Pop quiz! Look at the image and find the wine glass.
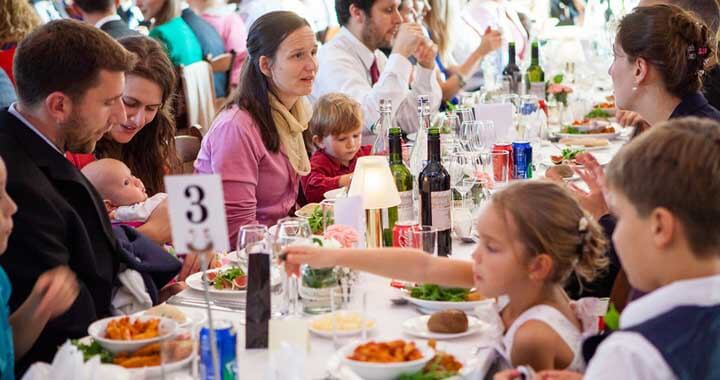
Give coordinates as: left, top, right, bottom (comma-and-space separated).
449, 152, 480, 208
274, 217, 312, 317
476, 120, 497, 152
237, 224, 268, 272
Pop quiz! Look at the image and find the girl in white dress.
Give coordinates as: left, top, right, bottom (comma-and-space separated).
284, 181, 608, 372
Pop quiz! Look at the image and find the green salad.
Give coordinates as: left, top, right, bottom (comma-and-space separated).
585, 108, 611, 119
409, 284, 470, 302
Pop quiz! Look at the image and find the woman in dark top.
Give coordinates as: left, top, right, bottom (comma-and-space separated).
568, 4, 720, 300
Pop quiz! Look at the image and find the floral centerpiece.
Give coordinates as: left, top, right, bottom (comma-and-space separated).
547, 74, 573, 106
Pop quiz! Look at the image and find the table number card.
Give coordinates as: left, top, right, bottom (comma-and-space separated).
164, 174, 229, 254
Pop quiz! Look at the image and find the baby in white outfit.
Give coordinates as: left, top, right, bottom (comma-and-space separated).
82, 158, 167, 223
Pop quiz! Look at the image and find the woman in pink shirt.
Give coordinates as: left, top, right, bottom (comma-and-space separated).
195, 11, 317, 247
186, 0, 249, 86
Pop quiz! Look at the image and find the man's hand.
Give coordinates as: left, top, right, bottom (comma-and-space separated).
415, 39, 438, 69
391, 23, 424, 58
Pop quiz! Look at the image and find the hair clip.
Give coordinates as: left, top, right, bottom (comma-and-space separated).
688, 45, 698, 60
578, 216, 589, 232
698, 47, 709, 56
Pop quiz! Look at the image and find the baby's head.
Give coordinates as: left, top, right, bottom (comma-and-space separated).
82, 158, 148, 208
472, 181, 608, 298
310, 93, 364, 165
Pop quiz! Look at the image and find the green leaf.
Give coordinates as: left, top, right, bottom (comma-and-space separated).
553, 74, 564, 84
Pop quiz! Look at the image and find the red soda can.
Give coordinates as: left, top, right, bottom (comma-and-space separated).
492, 143, 513, 181
393, 221, 419, 248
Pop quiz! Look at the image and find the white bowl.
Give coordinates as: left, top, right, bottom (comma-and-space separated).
339, 340, 435, 380
88, 315, 177, 354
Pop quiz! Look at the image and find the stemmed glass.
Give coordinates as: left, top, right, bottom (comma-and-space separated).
237, 224, 268, 272
449, 152, 480, 208
274, 217, 312, 317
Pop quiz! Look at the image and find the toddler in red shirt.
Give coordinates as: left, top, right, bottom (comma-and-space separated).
301, 93, 371, 203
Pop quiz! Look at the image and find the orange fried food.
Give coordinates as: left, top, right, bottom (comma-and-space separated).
347, 340, 423, 363
105, 317, 160, 341
113, 354, 161, 368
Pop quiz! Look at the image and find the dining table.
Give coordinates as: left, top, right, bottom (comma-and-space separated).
132, 135, 631, 379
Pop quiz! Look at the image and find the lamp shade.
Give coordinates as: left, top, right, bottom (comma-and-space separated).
348, 156, 401, 210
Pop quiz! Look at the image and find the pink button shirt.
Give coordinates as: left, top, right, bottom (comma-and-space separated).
195, 106, 299, 248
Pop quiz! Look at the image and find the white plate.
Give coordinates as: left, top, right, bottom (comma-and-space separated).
135, 307, 207, 329
186, 266, 282, 296
401, 291, 487, 313
559, 144, 609, 151
87, 316, 177, 354
76, 336, 194, 375
185, 267, 247, 296
402, 315, 488, 340
324, 187, 347, 199
338, 339, 434, 380
544, 152, 611, 168
308, 311, 377, 338
555, 131, 620, 140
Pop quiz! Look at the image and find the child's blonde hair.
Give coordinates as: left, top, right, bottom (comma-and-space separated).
309, 93, 363, 140
491, 181, 609, 284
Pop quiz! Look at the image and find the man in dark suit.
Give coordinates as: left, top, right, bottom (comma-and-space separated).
0, 20, 137, 375
74, 0, 140, 39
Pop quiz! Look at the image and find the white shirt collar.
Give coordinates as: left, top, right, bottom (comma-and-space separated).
8, 103, 64, 155
336, 27, 377, 69
620, 274, 720, 328
94, 14, 122, 29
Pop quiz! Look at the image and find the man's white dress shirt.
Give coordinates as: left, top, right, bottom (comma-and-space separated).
584, 274, 720, 379
312, 27, 442, 141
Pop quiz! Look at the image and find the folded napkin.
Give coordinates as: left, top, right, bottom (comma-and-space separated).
111, 269, 153, 315
265, 342, 306, 380
22, 341, 130, 380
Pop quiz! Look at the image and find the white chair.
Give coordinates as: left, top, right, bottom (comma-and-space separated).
179, 61, 216, 135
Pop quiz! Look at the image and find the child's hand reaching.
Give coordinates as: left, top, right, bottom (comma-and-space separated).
31, 266, 79, 320
281, 246, 341, 277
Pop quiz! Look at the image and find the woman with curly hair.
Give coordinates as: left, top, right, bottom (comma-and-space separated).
0, 0, 41, 83
66, 36, 179, 243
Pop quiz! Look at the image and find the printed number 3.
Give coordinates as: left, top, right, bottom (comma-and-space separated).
185, 185, 208, 224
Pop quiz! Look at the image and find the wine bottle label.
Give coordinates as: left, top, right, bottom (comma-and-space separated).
429, 190, 452, 231
529, 82, 546, 100
398, 190, 414, 222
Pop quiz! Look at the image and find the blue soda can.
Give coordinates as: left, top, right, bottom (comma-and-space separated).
512, 141, 532, 179
199, 320, 238, 380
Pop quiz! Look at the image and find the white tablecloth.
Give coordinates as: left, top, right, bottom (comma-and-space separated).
172, 241, 479, 380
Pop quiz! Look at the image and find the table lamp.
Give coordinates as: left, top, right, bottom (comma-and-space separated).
348, 156, 401, 248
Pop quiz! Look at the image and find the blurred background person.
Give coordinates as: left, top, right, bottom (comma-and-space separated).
0, 0, 42, 84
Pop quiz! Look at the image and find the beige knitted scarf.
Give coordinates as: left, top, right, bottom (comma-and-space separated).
268, 92, 312, 176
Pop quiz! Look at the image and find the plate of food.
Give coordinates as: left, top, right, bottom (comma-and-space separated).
593, 101, 616, 116
73, 330, 194, 375
556, 119, 620, 139
87, 315, 177, 354
558, 137, 610, 150
185, 266, 247, 295
401, 284, 486, 313
136, 304, 206, 329
308, 311, 376, 338
402, 309, 488, 340
338, 339, 435, 380
295, 203, 333, 235
323, 187, 347, 200
549, 147, 586, 166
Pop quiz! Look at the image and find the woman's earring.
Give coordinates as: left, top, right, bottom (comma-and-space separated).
632, 86, 638, 91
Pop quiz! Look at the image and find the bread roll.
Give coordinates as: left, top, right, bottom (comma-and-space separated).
427, 309, 468, 333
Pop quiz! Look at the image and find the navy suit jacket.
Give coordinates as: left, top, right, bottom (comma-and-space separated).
0, 110, 120, 375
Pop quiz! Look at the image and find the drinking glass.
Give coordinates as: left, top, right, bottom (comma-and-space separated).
320, 199, 336, 234
237, 224, 268, 271
477, 120, 497, 152
329, 287, 369, 349
411, 225, 438, 256
489, 151, 510, 187
274, 217, 313, 317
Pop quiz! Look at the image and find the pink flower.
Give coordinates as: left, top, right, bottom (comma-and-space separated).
547, 83, 573, 94
324, 224, 360, 248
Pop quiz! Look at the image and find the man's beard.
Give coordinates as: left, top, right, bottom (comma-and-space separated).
61, 112, 101, 154
362, 18, 392, 51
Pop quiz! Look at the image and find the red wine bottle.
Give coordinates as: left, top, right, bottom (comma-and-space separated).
418, 127, 452, 257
